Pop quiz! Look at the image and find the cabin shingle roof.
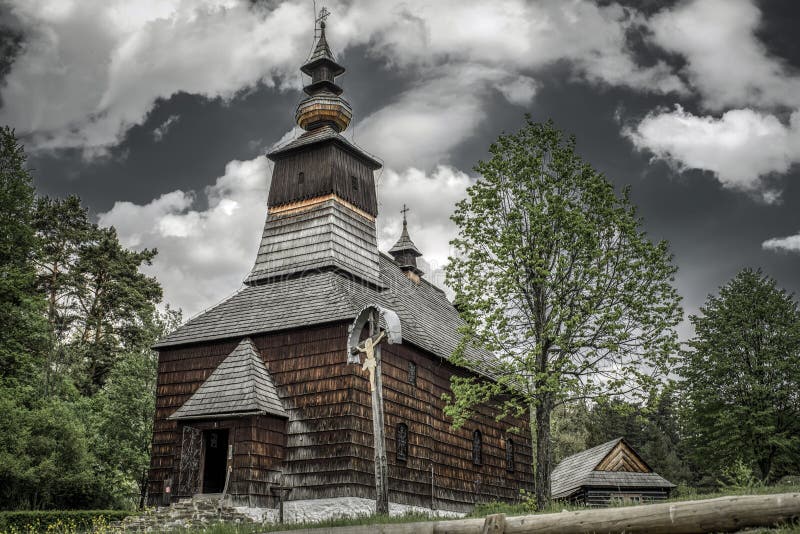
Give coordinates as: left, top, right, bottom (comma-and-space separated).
169, 338, 287, 420
155, 254, 498, 379
551, 438, 675, 499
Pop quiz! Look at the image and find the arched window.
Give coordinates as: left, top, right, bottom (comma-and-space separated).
505, 438, 515, 472
408, 361, 417, 386
298, 171, 305, 184
472, 430, 482, 466
396, 423, 408, 462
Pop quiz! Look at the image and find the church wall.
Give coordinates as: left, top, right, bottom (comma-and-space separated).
268, 143, 378, 216
149, 341, 239, 503
148, 323, 363, 506
352, 339, 534, 512
148, 321, 532, 512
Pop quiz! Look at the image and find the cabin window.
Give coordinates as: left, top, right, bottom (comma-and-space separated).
396, 423, 408, 462
408, 361, 417, 386
351, 175, 358, 190
505, 438, 515, 472
298, 171, 305, 184
472, 430, 482, 466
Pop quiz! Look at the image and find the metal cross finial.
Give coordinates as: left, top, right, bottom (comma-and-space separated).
317, 6, 330, 28
401, 204, 409, 224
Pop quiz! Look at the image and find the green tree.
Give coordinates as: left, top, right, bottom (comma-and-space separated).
443, 118, 682, 508
69, 226, 161, 393
584, 390, 691, 485
550, 401, 589, 466
681, 269, 800, 483
33, 195, 93, 394
0, 126, 46, 384
91, 306, 181, 507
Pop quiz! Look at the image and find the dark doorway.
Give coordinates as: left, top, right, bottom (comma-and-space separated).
202, 429, 229, 494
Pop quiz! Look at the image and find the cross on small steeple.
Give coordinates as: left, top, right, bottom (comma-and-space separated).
400, 204, 410, 224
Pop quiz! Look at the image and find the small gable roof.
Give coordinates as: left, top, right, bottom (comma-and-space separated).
551, 438, 675, 499
169, 338, 287, 420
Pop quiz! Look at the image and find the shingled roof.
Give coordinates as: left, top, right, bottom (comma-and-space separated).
156, 254, 499, 379
551, 438, 675, 499
267, 125, 381, 169
169, 338, 287, 420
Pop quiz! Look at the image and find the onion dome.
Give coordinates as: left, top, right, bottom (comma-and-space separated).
389, 205, 424, 278
295, 20, 352, 132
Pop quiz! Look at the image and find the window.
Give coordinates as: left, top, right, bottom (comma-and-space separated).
505, 439, 515, 472
351, 175, 358, 190
298, 171, 305, 184
396, 423, 408, 462
408, 361, 417, 386
472, 430, 482, 466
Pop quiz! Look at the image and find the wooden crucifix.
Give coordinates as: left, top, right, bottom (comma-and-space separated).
347, 305, 402, 515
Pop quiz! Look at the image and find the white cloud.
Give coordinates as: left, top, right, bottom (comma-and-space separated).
152, 115, 180, 142
648, 0, 800, 111
3, 0, 685, 158
2, 0, 311, 156
376, 165, 473, 270
98, 157, 471, 314
339, 0, 684, 95
625, 106, 800, 201
763, 233, 800, 254
98, 156, 271, 316
355, 65, 517, 170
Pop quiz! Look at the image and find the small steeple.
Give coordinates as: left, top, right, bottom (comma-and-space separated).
295, 9, 352, 132
389, 204, 424, 281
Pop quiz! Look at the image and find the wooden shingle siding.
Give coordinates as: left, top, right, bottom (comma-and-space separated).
267, 131, 379, 217
148, 321, 533, 510
246, 199, 383, 287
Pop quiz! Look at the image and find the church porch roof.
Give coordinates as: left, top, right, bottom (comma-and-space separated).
169, 337, 287, 420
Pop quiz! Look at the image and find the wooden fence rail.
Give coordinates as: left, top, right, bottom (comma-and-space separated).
271, 492, 800, 534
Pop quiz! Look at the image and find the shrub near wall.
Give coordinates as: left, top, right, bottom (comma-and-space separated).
0, 510, 131, 533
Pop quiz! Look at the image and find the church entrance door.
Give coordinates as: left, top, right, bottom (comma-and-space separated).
201, 429, 229, 494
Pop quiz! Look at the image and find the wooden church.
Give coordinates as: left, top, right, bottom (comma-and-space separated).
147, 16, 533, 514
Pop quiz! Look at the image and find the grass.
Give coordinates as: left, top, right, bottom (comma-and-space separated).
4, 484, 799, 533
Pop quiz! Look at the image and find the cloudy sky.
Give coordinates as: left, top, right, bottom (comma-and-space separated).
3, 0, 799, 338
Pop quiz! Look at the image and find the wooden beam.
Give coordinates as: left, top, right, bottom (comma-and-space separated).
268, 493, 800, 534
595, 441, 650, 473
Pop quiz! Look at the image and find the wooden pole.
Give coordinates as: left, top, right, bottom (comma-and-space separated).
370, 311, 390, 515
268, 493, 800, 534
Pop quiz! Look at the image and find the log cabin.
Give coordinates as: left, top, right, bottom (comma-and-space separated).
146, 16, 533, 516
550, 438, 675, 507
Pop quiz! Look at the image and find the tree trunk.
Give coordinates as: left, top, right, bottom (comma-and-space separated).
534, 393, 552, 511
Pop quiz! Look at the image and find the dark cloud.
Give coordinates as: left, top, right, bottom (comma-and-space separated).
0, 2, 23, 104
6, 0, 800, 327
756, 0, 800, 69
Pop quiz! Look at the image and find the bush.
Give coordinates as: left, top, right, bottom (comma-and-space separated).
0, 510, 131, 533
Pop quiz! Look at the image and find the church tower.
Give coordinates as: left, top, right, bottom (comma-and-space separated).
246, 17, 384, 288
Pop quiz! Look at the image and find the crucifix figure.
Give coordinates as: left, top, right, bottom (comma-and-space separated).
347, 306, 402, 516
355, 330, 385, 392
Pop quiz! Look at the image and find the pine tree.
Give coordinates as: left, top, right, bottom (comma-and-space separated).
682, 269, 800, 482
0, 126, 46, 383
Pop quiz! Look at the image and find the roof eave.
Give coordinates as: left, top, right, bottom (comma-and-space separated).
267, 135, 382, 169
168, 409, 289, 421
